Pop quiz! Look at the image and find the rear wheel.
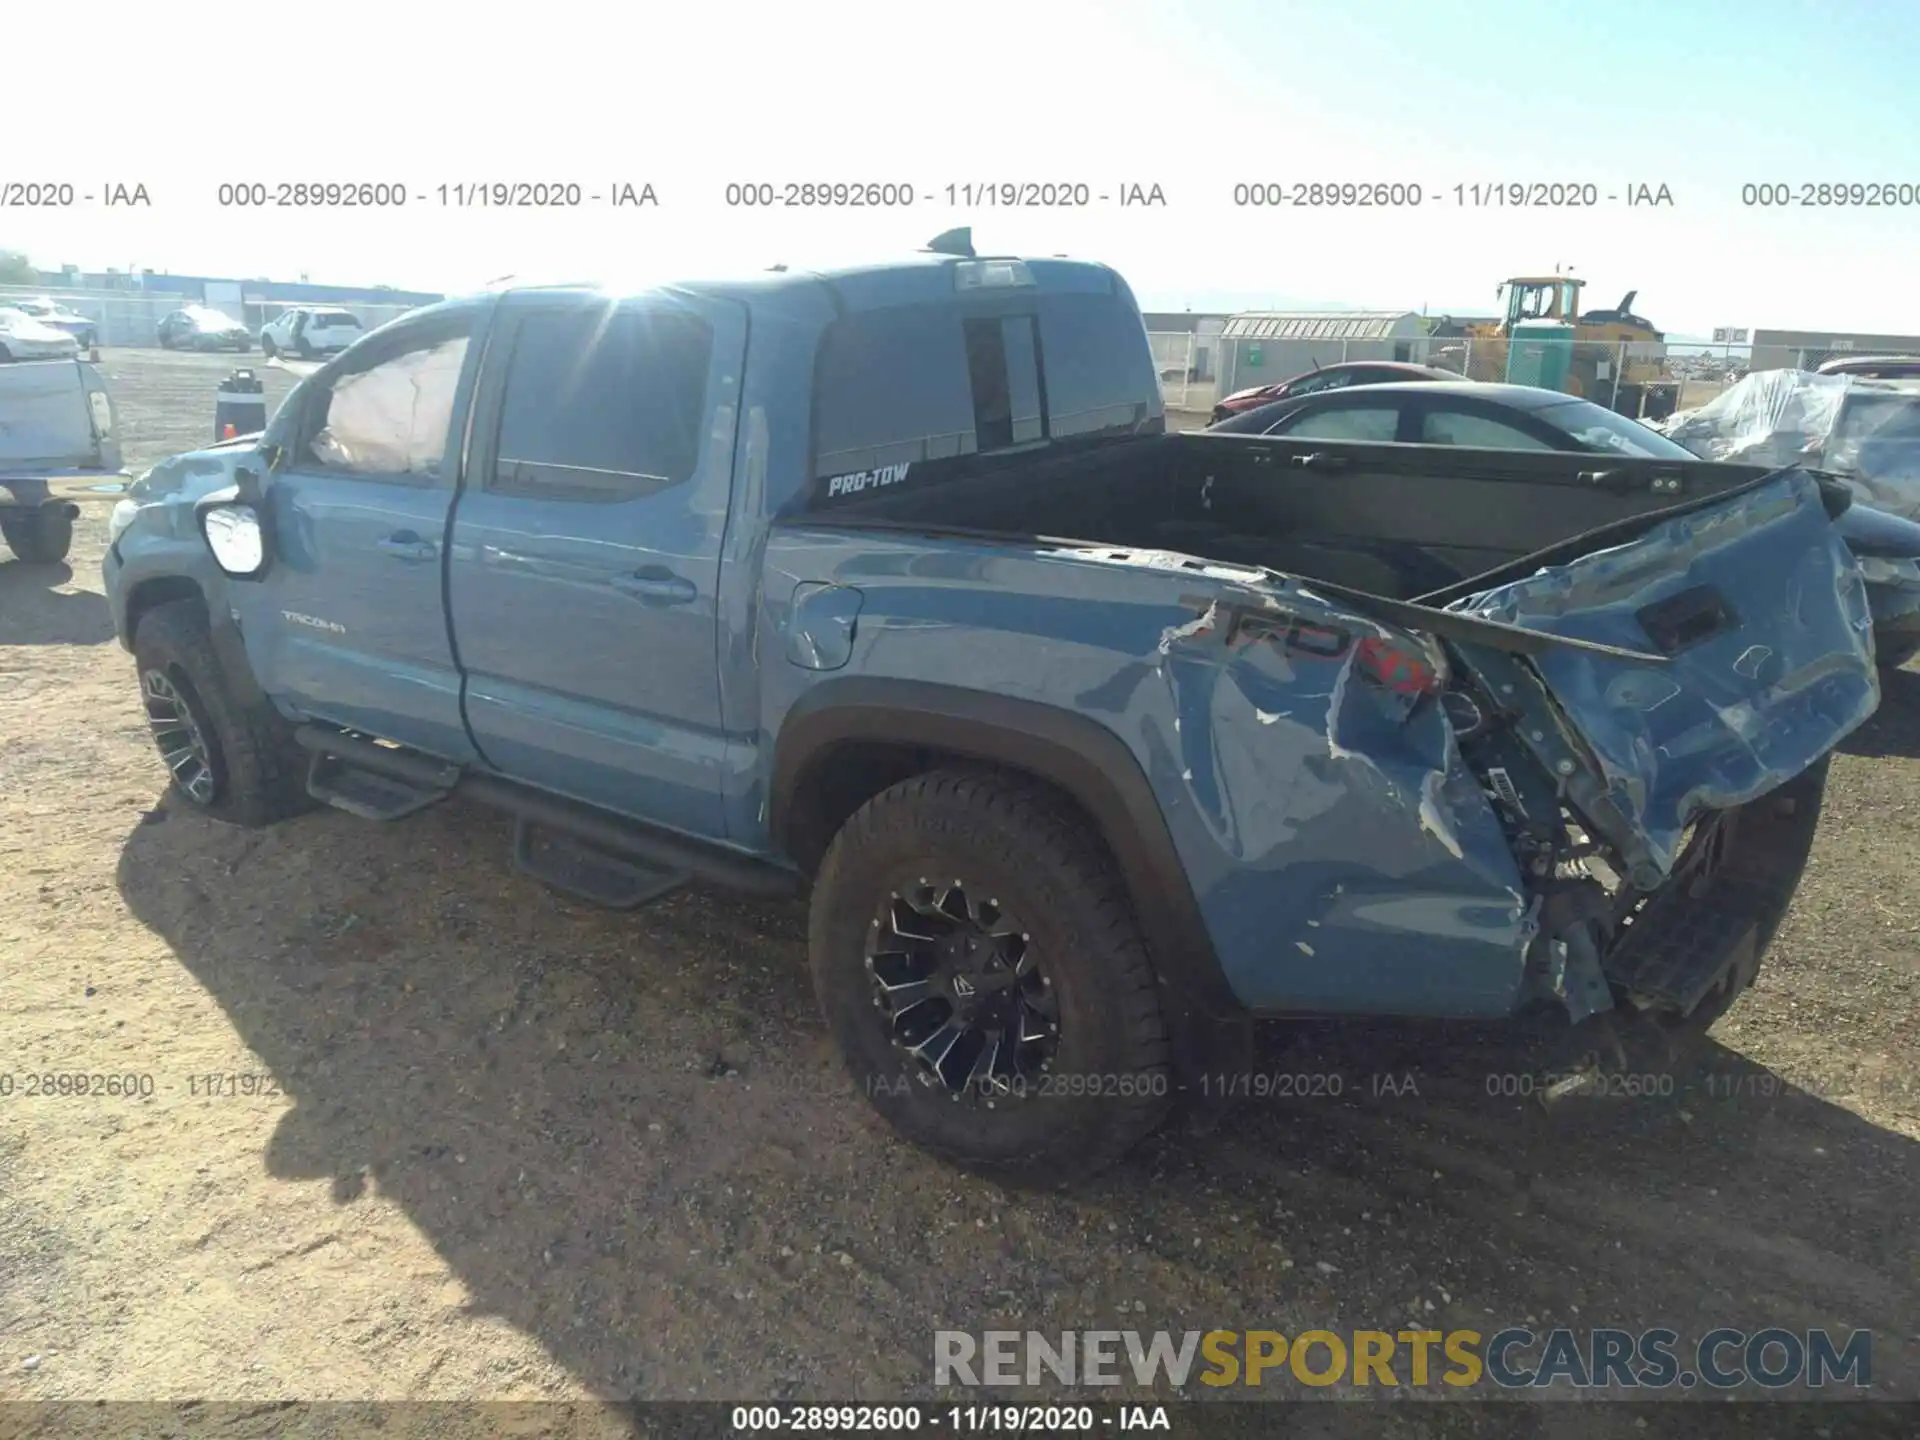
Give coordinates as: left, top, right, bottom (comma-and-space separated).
809, 769, 1173, 1182
1, 510, 73, 564
131, 599, 312, 827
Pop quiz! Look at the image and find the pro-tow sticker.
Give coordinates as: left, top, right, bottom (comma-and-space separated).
823, 463, 912, 499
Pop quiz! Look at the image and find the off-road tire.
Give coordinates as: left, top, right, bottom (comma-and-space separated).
809, 769, 1173, 1182
132, 599, 313, 828
2, 511, 74, 564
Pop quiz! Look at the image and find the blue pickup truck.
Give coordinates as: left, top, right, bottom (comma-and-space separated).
103, 237, 1881, 1179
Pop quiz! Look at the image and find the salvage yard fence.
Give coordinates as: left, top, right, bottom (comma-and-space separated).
1152, 333, 1761, 420
0, 287, 426, 349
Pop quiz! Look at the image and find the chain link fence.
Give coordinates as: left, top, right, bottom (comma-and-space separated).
0, 286, 426, 349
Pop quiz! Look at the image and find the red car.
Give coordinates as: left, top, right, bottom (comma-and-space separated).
1210, 360, 1464, 423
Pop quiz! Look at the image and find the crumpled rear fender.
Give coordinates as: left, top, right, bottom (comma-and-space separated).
763, 531, 1540, 1021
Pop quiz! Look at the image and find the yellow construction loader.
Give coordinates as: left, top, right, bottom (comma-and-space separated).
1433, 275, 1682, 420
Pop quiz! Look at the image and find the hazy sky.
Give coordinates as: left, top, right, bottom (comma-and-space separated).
11, 0, 1917, 337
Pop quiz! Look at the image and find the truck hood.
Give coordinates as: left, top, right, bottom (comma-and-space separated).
127, 438, 266, 505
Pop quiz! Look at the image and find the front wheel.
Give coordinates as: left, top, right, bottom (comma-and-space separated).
1, 510, 73, 564
261, 336, 278, 358
809, 769, 1173, 1182
131, 599, 313, 827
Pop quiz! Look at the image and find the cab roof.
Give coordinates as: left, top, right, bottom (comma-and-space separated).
496, 251, 1126, 312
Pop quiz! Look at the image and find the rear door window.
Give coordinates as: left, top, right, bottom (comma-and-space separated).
489, 306, 714, 501
1419, 408, 1561, 450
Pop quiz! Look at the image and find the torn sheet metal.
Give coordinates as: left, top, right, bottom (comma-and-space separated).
1159, 594, 1535, 1018
1451, 470, 1877, 883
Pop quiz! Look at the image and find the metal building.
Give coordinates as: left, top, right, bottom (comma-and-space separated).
1750, 327, 1920, 374
1215, 311, 1427, 397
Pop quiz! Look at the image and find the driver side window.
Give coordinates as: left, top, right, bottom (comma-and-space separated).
296, 325, 473, 484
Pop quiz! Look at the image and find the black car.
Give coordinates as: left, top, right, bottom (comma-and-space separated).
157, 307, 252, 353
1208, 380, 1920, 667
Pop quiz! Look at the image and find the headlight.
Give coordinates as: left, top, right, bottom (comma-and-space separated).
108, 497, 140, 543
1857, 555, 1920, 587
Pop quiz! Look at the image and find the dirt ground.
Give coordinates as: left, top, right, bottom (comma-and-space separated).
2, 351, 1917, 1430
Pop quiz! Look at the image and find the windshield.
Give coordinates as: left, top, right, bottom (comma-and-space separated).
1534, 397, 1697, 460
189, 309, 237, 327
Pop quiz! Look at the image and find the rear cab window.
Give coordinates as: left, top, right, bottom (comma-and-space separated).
806, 267, 1163, 509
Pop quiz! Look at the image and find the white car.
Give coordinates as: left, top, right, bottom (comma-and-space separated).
0, 307, 83, 362
259, 306, 365, 359
8, 298, 98, 349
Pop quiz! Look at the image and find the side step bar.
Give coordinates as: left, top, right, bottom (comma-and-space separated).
306, 746, 459, 821
291, 725, 800, 905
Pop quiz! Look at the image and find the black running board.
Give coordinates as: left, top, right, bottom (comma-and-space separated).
512, 818, 689, 910
306, 749, 455, 821
290, 725, 800, 905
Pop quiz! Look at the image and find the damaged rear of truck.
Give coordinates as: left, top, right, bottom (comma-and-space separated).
771, 424, 1878, 1130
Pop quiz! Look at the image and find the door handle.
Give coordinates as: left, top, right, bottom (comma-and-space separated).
378, 532, 437, 562
610, 569, 697, 605
1289, 451, 1355, 472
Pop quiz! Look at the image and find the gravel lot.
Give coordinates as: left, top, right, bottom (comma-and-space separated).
2, 350, 1917, 1431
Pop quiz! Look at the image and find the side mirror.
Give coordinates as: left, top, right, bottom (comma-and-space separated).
194, 482, 272, 579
